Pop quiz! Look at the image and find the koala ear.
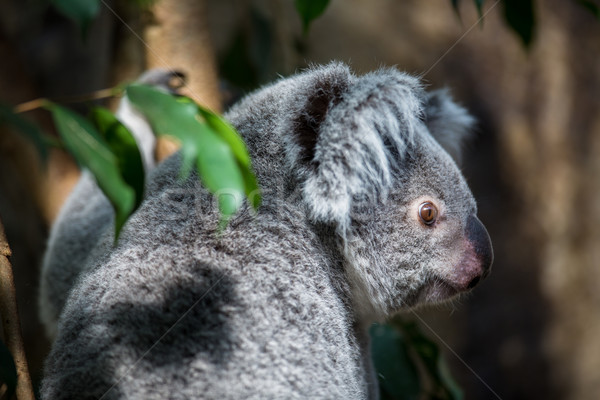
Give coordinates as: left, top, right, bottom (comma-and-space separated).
287, 63, 353, 167
423, 89, 475, 162
289, 66, 424, 232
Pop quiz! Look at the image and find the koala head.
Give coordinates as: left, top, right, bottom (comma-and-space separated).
275, 63, 493, 319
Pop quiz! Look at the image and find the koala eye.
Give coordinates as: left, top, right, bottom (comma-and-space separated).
418, 202, 438, 225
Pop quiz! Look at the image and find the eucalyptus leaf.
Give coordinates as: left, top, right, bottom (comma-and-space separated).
47, 103, 135, 239
474, 0, 485, 18
295, 0, 330, 34
91, 107, 145, 208
126, 85, 201, 178
370, 323, 421, 400
0, 340, 17, 400
51, 0, 100, 35
502, 0, 535, 48
195, 123, 245, 219
196, 107, 261, 208
220, 30, 260, 91
451, 0, 460, 13
219, 10, 273, 91
396, 320, 464, 400
197, 107, 251, 167
126, 84, 260, 222
437, 354, 465, 400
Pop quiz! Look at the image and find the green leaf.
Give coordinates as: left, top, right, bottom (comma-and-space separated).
370, 323, 421, 400
502, 0, 535, 48
294, 0, 331, 34
46, 103, 136, 239
195, 123, 246, 217
450, 0, 485, 21
91, 107, 145, 208
451, 0, 460, 13
197, 108, 251, 167
0, 103, 51, 161
51, 0, 100, 35
197, 107, 262, 207
474, 0, 485, 18
126, 86, 199, 177
126, 84, 260, 222
396, 320, 464, 400
436, 354, 465, 400
196, 107, 261, 208
0, 340, 17, 400
220, 30, 260, 91
219, 10, 273, 91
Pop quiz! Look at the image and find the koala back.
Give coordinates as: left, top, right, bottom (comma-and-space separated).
42, 190, 367, 398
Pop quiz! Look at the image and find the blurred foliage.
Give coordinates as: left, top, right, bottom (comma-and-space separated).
371, 319, 463, 400
46, 0, 600, 51
2, 86, 259, 239
294, 0, 331, 34
501, 0, 535, 48
371, 323, 421, 399
50, 0, 99, 36
450, 0, 536, 47
220, 9, 273, 92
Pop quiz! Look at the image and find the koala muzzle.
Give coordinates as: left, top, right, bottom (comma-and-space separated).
443, 215, 494, 294
462, 215, 493, 290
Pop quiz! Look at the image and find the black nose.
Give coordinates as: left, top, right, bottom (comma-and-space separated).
466, 214, 494, 279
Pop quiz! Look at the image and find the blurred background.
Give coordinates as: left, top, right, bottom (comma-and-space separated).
1, 0, 600, 399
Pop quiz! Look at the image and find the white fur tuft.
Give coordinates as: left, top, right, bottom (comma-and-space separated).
116, 98, 157, 171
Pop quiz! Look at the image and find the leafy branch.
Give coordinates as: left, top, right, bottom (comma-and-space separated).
4, 82, 260, 241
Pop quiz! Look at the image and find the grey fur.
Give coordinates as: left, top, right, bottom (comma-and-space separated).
423, 88, 476, 162
39, 63, 492, 399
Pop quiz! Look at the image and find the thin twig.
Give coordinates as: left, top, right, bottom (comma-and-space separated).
0, 218, 35, 400
12, 98, 48, 114
13, 87, 120, 114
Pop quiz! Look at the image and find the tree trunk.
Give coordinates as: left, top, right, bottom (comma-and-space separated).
145, 0, 222, 160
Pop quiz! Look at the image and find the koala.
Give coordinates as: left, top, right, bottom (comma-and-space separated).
39, 63, 492, 399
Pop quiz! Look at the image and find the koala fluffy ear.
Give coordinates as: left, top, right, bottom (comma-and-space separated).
423, 89, 475, 163
287, 65, 424, 232
288, 63, 353, 168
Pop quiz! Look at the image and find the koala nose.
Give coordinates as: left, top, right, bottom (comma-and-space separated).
440, 215, 493, 294
464, 215, 493, 288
